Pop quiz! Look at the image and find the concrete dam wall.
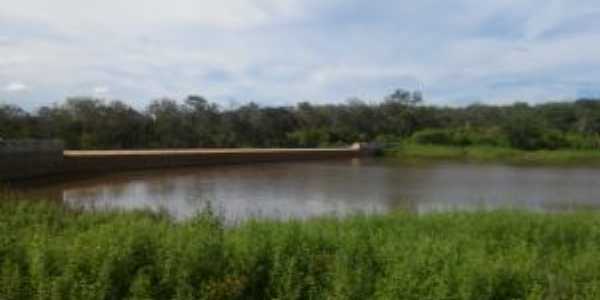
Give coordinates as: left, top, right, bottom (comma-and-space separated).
0, 140, 64, 181
1, 140, 371, 181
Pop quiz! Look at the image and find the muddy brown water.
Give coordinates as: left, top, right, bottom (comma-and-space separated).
11, 158, 600, 220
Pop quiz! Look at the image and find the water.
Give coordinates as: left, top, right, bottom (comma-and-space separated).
16, 158, 600, 220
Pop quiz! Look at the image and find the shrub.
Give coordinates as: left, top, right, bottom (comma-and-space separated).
3, 202, 600, 299
565, 133, 600, 150
500, 114, 571, 150
287, 129, 331, 147
411, 127, 508, 147
540, 130, 569, 150
412, 129, 456, 145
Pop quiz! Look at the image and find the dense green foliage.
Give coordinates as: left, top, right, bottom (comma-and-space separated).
387, 143, 600, 164
2, 201, 600, 299
407, 127, 600, 152
3, 90, 600, 150
409, 127, 573, 150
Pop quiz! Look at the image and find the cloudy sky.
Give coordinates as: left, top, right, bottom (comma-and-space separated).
1, 0, 600, 109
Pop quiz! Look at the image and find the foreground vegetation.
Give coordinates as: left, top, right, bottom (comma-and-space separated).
386, 143, 600, 165
3, 201, 600, 299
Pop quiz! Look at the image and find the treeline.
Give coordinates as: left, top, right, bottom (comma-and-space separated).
2, 89, 600, 150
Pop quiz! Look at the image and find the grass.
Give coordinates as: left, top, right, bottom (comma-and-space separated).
386, 143, 600, 165
2, 201, 600, 299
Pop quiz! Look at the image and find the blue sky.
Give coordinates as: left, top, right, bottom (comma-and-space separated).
1, 0, 600, 109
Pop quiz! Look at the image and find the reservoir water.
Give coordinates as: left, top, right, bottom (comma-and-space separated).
16, 158, 600, 220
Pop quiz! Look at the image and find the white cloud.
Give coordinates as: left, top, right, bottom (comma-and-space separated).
3, 82, 28, 92
0, 55, 30, 67
93, 86, 110, 95
1, 0, 600, 109
0, 0, 307, 33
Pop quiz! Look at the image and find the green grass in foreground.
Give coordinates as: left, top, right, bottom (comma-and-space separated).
386, 143, 600, 164
2, 202, 600, 299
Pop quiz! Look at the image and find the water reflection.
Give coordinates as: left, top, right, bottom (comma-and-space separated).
17, 158, 600, 220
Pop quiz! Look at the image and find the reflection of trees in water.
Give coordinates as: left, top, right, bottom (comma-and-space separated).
104, 182, 129, 200
60, 173, 145, 204
4, 185, 63, 203
412, 200, 600, 214
57, 161, 401, 220
142, 179, 174, 203
64, 180, 135, 206
182, 178, 217, 207
65, 186, 105, 200
537, 200, 600, 212
47, 160, 600, 221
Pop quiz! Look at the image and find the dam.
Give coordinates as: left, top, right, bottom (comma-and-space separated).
0, 139, 374, 181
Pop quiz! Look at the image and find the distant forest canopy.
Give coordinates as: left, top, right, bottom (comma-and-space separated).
2, 89, 600, 150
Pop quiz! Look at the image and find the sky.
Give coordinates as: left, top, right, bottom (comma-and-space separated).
1, 0, 600, 110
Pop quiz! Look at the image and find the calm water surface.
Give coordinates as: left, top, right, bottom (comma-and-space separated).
18, 158, 600, 220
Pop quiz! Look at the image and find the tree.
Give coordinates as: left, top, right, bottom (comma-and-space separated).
0, 104, 30, 139
379, 89, 423, 137
184, 95, 220, 147
147, 98, 189, 147
384, 89, 423, 107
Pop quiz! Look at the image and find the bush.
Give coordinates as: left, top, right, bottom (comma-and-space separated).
287, 129, 331, 147
467, 126, 509, 147
3, 202, 600, 298
503, 120, 568, 150
565, 133, 600, 150
500, 114, 568, 150
412, 129, 456, 145
412, 127, 508, 147
540, 130, 569, 150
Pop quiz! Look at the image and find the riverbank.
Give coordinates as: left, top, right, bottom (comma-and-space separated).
2, 201, 600, 299
385, 143, 600, 165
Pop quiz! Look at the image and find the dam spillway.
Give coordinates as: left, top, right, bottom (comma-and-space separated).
62, 147, 365, 174
1, 140, 371, 181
